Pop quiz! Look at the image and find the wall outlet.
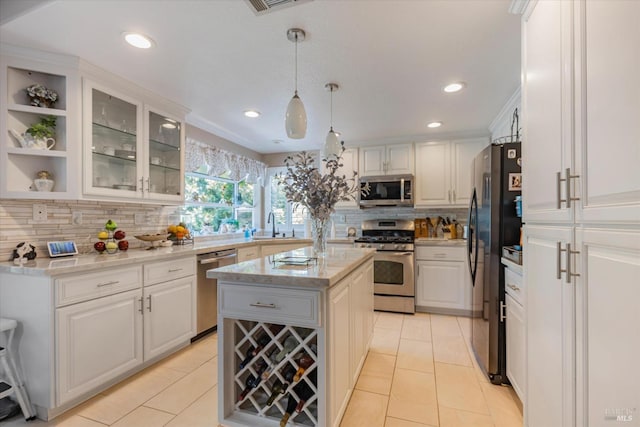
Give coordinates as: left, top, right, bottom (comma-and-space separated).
33, 204, 47, 221
72, 211, 82, 225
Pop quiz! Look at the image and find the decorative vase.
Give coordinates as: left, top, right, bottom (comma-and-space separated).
311, 216, 330, 257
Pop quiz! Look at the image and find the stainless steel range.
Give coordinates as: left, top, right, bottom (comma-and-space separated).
354, 219, 415, 314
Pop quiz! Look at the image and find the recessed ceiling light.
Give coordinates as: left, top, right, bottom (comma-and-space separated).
244, 110, 261, 118
427, 121, 442, 128
443, 82, 466, 93
162, 123, 177, 129
123, 32, 155, 49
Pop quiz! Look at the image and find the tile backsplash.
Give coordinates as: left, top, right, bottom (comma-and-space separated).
0, 199, 181, 261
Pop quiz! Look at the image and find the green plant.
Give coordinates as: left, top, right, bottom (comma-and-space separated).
26, 116, 56, 139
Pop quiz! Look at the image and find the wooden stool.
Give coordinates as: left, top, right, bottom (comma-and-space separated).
0, 318, 36, 421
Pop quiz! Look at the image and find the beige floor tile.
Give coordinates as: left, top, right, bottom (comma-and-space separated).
456, 317, 472, 340
145, 358, 218, 414
355, 352, 396, 395
439, 405, 495, 427
376, 312, 404, 331
370, 328, 401, 355
165, 385, 218, 427
385, 416, 436, 427
430, 315, 462, 337
156, 338, 217, 373
396, 339, 434, 373
387, 368, 439, 426
435, 362, 490, 415
40, 415, 107, 427
480, 383, 523, 427
340, 389, 388, 427
401, 314, 432, 342
76, 366, 186, 425
432, 335, 472, 367
111, 406, 174, 427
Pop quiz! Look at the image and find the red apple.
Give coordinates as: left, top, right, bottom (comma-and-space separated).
118, 240, 129, 251
114, 230, 126, 240
94, 241, 106, 252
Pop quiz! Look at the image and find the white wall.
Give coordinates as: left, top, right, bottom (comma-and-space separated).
488, 88, 522, 141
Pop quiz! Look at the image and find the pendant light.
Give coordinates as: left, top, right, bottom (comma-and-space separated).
285, 28, 307, 139
322, 82, 341, 159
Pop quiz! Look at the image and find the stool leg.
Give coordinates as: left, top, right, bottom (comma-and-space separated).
3, 328, 36, 420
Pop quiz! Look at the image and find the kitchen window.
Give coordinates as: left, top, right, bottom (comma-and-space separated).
265, 167, 308, 232
183, 171, 255, 235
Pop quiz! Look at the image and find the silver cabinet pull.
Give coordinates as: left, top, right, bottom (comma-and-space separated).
168, 268, 183, 272
139, 177, 145, 194
97, 280, 119, 287
452, 190, 456, 203
147, 295, 152, 312
448, 189, 452, 203
557, 241, 565, 280
434, 253, 447, 258
507, 283, 520, 291
556, 171, 563, 209
138, 297, 143, 314
557, 168, 580, 209
145, 177, 151, 193
558, 241, 580, 283
250, 302, 276, 309
565, 242, 581, 283
500, 301, 506, 322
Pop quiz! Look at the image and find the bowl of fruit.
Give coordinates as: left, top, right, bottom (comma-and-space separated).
134, 233, 168, 250
167, 223, 192, 244
94, 219, 128, 254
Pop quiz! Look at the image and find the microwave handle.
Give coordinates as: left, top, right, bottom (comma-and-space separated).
401, 178, 405, 202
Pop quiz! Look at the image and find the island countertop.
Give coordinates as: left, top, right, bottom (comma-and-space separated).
207, 246, 375, 288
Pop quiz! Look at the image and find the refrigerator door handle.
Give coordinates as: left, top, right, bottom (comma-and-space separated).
467, 188, 478, 285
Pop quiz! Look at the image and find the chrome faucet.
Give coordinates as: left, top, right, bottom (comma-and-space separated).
267, 211, 279, 238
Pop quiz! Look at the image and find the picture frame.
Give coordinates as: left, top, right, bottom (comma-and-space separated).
509, 173, 522, 191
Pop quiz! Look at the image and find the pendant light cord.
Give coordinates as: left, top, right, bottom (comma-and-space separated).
330, 87, 334, 131
294, 33, 298, 94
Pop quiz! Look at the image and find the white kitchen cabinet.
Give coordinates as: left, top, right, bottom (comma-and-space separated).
328, 278, 351, 425
56, 288, 143, 405
237, 245, 260, 262
260, 241, 308, 257
415, 245, 474, 316
82, 79, 185, 203
359, 143, 413, 176
414, 138, 487, 207
143, 276, 196, 361
0, 48, 80, 199
524, 225, 574, 427
520, 1, 640, 426
504, 261, 525, 404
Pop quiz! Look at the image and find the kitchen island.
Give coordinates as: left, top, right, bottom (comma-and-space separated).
207, 246, 375, 427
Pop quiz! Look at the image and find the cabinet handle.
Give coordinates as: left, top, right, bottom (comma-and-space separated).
565, 242, 581, 283
97, 280, 119, 287
434, 253, 447, 258
138, 297, 143, 314
452, 190, 456, 203
168, 268, 182, 272
250, 302, 276, 309
139, 177, 145, 194
147, 295, 152, 312
507, 283, 520, 292
557, 241, 565, 280
417, 265, 419, 277
448, 189, 452, 203
557, 168, 581, 209
500, 300, 506, 322
145, 177, 151, 193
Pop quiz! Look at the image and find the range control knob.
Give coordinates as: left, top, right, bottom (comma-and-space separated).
379, 244, 385, 250
393, 244, 400, 250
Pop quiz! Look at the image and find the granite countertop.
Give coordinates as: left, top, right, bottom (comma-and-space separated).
207, 246, 375, 289
0, 237, 312, 277
415, 238, 467, 246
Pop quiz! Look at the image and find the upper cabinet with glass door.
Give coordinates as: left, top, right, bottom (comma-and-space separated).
82, 78, 185, 204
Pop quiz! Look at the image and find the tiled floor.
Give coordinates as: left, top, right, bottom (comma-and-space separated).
4, 313, 522, 427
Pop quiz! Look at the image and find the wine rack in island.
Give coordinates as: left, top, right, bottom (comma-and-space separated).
233, 320, 319, 427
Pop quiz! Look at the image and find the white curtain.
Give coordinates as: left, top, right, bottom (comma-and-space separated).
185, 138, 267, 185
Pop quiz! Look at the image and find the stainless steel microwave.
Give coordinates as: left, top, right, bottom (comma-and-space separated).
358, 174, 413, 208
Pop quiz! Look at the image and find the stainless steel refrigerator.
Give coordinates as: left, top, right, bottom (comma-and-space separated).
467, 142, 521, 385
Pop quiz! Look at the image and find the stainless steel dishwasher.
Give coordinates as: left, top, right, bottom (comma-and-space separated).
195, 248, 237, 340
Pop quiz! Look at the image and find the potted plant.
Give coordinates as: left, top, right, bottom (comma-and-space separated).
26, 116, 56, 140
26, 84, 58, 108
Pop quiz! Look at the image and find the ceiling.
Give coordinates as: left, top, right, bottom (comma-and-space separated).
0, 0, 521, 154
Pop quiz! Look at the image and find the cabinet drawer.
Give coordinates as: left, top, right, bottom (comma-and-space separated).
415, 245, 465, 261
504, 267, 524, 305
219, 283, 321, 327
55, 266, 142, 307
144, 256, 195, 286
237, 246, 260, 262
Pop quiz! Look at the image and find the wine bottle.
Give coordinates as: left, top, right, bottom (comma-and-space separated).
279, 394, 298, 427
266, 379, 286, 406
294, 370, 316, 412
239, 346, 256, 369
238, 374, 257, 402
281, 363, 297, 383
274, 336, 298, 362
293, 352, 314, 381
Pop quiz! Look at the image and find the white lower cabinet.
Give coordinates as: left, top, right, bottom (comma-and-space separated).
143, 276, 196, 361
237, 245, 260, 262
56, 257, 196, 407
505, 293, 525, 403
56, 288, 143, 404
415, 245, 474, 315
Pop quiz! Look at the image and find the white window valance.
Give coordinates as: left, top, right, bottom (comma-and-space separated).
185, 138, 267, 185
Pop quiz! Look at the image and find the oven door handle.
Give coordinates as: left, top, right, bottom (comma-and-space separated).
379, 252, 413, 257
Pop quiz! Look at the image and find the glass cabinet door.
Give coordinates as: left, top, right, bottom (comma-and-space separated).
86, 84, 141, 197
146, 109, 182, 198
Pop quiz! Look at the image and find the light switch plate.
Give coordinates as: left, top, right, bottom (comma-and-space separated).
33, 204, 47, 221
72, 211, 82, 225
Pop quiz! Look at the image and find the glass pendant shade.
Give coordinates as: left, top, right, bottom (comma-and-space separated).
323, 128, 341, 159
285, 92, 307, 139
